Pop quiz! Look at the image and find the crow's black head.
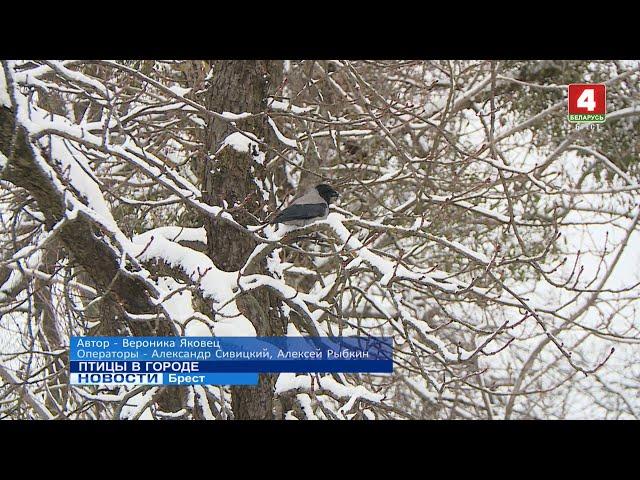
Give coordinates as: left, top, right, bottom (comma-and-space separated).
316, 184, 339, 204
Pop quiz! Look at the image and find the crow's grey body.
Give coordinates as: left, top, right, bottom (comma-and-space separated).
271, 184, 339, 226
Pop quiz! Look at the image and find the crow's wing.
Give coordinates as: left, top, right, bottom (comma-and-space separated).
271, 203, 327, 224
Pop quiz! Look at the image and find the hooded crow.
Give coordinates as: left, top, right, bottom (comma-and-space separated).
270, 184, 339, 226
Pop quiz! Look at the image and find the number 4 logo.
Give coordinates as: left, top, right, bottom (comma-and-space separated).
577, 88, 596, 111
568, 84, 606, 123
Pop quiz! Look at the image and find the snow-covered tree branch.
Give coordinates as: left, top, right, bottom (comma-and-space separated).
1, 60, 639, 419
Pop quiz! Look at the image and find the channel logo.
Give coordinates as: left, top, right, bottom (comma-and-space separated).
568, 83, 606, 123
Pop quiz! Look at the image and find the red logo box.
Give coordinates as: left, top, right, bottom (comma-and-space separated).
568, 84, 606, 123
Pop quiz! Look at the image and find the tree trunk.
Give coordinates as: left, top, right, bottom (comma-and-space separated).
1, 105, 186, 415
200, 61, 286, 419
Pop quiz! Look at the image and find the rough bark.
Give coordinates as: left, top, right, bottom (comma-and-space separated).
0, 105, 185, 414
200, 60, 286, 419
